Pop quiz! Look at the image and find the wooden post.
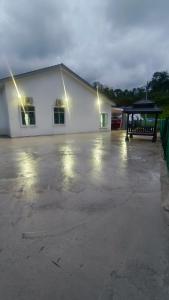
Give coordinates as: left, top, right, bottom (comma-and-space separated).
130, 113, 134, 138
152, 113, 158, 143
125, 113, 129, 141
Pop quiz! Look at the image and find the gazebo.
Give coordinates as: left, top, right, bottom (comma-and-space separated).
123, 99, 162, 142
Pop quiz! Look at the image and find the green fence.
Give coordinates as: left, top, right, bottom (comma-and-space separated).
160, 118, 169, 170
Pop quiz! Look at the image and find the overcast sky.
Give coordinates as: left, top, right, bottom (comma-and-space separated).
0, 0, 169, 89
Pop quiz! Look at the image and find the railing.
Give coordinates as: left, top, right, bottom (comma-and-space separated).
128, 125, 154, 136
160, 118, 169, 170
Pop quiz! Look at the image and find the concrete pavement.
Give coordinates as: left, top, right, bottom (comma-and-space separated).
0, 131, 169, 300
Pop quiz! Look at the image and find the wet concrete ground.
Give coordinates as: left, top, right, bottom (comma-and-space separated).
0, 131, 169, 300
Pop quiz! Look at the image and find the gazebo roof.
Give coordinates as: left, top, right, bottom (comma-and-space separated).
123, 99, 162, 114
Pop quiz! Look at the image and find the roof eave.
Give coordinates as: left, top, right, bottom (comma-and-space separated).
0, 63, 114, 105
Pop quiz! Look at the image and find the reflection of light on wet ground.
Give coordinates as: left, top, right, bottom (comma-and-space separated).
118, 136, 129, 176
61, 145, 75, 178
18, 152, 38, 193
120, 139, 128, 162
92, 140, 103, 172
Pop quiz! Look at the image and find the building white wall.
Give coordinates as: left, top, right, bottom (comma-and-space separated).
5, 68, 112, 137
0, 86, 10, 136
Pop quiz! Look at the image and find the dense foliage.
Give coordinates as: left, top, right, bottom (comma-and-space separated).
93, 71, 169, 117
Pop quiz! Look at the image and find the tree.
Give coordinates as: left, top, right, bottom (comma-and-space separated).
93, 71, 169, 117
148, 71, 169, 93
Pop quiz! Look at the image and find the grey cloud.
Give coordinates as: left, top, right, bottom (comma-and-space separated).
0, 0, 169, 89
0, 0, 74, 72
106, 0, 169, 30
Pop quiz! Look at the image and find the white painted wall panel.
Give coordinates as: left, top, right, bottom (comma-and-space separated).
5, 68, 112, 137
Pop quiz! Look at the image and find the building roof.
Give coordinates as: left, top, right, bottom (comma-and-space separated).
123, 99, 162, 114
123, 107, 162, 113
133, 99, 154, 105
0, 63, 115, 106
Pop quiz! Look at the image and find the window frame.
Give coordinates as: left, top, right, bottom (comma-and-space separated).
53, 103, 66, 126
100, 112, 108, 129
19, 104, 36, 128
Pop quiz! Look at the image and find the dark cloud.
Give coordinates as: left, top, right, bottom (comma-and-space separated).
0, 0, 169, 88
0, 0, 74, 73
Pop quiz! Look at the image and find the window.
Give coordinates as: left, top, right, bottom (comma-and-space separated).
20, 98, 36, 126
54, 99, 65, 125
100, 113, 108, 129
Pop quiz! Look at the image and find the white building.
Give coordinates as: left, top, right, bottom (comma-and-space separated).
0, 64, 114, 138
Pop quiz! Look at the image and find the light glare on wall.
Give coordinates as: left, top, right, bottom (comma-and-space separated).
60, 66, 70, 115
7, 65, 27, 123
96, 85, 101, 114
